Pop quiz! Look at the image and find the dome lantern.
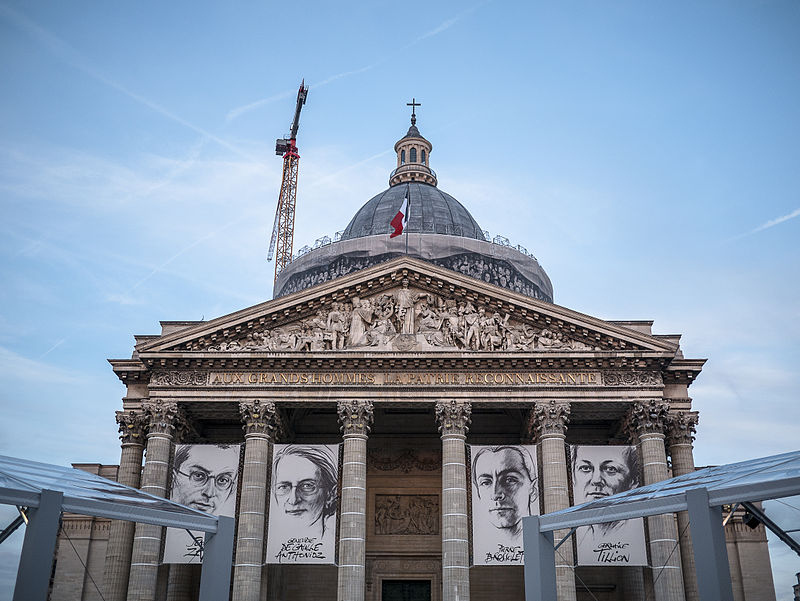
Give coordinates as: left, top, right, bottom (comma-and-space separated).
389, 98, 437, 187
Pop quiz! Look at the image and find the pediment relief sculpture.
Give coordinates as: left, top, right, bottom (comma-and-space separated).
203, 287, 601, 353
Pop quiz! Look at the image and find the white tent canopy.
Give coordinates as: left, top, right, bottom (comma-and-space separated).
0, 455, 234, 601
523, 449, 800, 601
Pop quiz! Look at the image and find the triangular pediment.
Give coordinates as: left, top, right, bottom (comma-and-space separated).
135, 257, 678, 358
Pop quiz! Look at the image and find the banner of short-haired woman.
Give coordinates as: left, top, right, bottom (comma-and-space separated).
266, 444, 340, 564
163, 443, 242, 563
470, 445, 539, 565
569, 445, 647, 566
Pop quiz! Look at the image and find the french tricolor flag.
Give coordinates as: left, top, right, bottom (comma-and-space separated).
389, 194, 408, 238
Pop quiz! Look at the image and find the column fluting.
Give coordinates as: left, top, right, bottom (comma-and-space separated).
336, 400, 374, 601
435, 400, 472, 601
625, 400, 686, 601
666, 410, 700, 601
529, 401, 576, 601
126, 400, 185, 601
103, 410, 147, 601
232, 400, 280, 601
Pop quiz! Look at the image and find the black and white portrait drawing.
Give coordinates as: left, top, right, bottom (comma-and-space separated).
470, 445, 539, 565
266, 444, 339, 564
163, 443, 241, 563
570, 445, 647, 566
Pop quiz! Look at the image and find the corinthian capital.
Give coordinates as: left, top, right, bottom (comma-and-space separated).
435, 400, 471, 437
666, 411, 699, 446
141, 399, 185, 437
624, 399, 670, 439
338, 400, 374, 436
116, 410, 147, 444
528, 401, 571, 441
239, 400, 280, 437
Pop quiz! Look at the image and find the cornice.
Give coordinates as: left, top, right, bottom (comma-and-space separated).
664, 359, 707, 386
109, 352, 683, 383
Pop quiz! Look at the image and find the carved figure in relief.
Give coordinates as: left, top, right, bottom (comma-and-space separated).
440, 301, 459, 346
348, 297, 373, 346
395, 288, 419, 334
201, 288, 604, 353
366, 304, 396, 346
326, 302, 347, 350
465, 307, 484, 350
536, 328, 565, 350
417, 302, 441, 333
374, 495, 439, 535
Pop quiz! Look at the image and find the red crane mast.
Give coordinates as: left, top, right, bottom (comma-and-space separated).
268, 80, 309, 285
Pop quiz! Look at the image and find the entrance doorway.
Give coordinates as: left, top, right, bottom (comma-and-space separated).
381, 579, 432, 601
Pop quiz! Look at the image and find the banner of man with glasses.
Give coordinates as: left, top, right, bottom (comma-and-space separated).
164, 443, 241, 563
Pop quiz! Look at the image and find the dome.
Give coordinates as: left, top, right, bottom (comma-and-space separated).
273, 110, 553, 303
340, 183, 485, 241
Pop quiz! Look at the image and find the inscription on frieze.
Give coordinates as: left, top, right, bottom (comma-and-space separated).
209, 371, 601, 387
374, 495, 439, 535
147, 370, 665, 389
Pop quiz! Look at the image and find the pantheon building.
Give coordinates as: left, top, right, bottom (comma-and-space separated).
50, 114, 775, 601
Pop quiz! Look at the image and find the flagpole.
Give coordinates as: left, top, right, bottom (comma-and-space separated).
405, 184, 410, 255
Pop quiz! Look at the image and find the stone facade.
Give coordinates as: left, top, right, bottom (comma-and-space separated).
49, 256, 776, 601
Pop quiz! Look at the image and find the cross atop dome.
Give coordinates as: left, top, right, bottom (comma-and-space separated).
391, 99, 436, 187
407, 97, 421, 125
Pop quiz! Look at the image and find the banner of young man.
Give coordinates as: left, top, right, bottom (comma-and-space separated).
164, 443, 241, 564
470, 445, 539, 565
569, 445, 647, 566
266, 444, 340, 564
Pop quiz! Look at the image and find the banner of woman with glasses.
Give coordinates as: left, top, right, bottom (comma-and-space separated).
265, 444, 340, 564
164, 443, 242, 563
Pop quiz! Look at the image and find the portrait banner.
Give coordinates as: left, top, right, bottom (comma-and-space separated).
470, 444, 539, 565
570, 445, 647, 566
164, 443, 242, 564
266, 444, 340, 564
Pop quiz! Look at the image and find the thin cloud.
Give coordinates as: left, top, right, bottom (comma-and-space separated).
225, 1, 491, 123
0, 346, 78, 384
416, 16, 461, 41
226, 65, 377, 124
305, 149, 393, 189
127, 210, 259, 293
225, 89, 296, 123
749, 207, 800, 235
0, 4, 261, 165
411, 1, 490, 44
727, 206, 800, 242
39, 338, 65, 358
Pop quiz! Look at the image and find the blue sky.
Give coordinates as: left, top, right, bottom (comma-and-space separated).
1, 0, 798, 598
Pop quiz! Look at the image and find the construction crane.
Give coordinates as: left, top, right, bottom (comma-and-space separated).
267, 80, 309, 285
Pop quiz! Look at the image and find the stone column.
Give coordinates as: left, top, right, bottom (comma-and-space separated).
103, 410, 148, 601
165, 420, 197, 601
336, 400, 374, 601
127, 400, 185, 601
165, 566, 193, 601
666, 411, 700, 601
529, 401, 576, 601
232, 400, 280, 601
435, 400, 472, 601
625, 400, 686, 601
